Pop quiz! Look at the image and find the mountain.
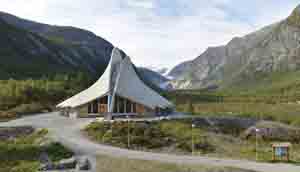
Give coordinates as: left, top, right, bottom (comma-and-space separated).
146, 66, 169, 76
0, 12, 113, 79
170, 5, 300, 90
138, 67, 173, 90
0, 12, 167, 89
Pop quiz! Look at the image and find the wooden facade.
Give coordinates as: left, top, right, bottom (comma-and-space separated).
82, 95, 154, 115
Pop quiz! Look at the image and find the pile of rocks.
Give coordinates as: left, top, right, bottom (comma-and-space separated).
192, 116, 257, 134
243, 121, 300, 142
0, 126, 34, 140
39, 155, 91, 171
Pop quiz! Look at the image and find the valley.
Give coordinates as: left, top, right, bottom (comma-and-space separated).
1, 3, 300, 172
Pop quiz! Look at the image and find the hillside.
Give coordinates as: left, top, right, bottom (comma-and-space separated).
0, 13, 114, 80
0, 12, 169, 88
170, 5, 300, 91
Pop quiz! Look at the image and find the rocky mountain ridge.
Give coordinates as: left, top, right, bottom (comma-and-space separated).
170, 5, 300, 90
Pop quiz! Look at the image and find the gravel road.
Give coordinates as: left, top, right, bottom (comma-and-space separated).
1, 112, 300, 172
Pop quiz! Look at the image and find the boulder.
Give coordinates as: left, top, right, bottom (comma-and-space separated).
76, 156, 90, 170
243, 121, 300, 142
38, 162, 54, 171
0, 126, 34, 140
57, 157, 77, 170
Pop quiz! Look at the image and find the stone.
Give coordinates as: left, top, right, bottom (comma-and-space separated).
39, 162, 54, 171
0, 126, 34, 140
39, 152, 51, 164
76, 157, 90, 171
243, 121, 300, 142
57, 157, 77, 170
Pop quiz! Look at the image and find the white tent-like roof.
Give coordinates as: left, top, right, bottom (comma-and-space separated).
57, 47, 173, 111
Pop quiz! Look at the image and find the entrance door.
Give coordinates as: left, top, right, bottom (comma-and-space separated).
98, 104, 107, 113
92, 100, 98, 113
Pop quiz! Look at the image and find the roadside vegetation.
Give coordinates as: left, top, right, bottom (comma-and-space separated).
96, 154, 257, 172
165, 81, 300, 127
0, 128, 73, 172
0, 72, 92, 120
85, 120, 216, 154
85, 120, 300, 163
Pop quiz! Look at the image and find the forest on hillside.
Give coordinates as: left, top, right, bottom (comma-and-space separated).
0, 72, 92, 120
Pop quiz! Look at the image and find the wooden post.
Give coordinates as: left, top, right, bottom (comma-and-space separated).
117, 97, 120, 113
287, 147, 290, 161
131, 102, 134, 113
272, 147, 275, 161
124, 99, 127, 113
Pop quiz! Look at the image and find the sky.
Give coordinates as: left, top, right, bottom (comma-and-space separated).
0, 0, 299, 69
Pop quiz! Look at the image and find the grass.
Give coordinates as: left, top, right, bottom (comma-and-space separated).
85, 120, 300, 163
0, 128, 73, 172
84, 121, 213, 153
176, 102, 300, 125
96, 154, 257, 172
166, 87, 300, 127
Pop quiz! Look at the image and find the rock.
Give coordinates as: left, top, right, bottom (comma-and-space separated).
39, 157, 77, 171
39, 162, 54, 171
76, 157, 90, 170
57, 157, 77, 170
39, 152, 51, 164
0, 126, 34, 140
243, 121, 300, 142
192, 116, 257, 134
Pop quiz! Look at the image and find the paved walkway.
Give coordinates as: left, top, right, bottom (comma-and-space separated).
1, 112, 300, 172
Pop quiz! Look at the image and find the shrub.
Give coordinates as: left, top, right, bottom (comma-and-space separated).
44, 142, 73, 162
84, 121, 215, 153
8, 103, 46, 116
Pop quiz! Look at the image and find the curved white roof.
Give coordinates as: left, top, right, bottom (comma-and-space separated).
57, 47, 173, 110
115, 57, 173, 109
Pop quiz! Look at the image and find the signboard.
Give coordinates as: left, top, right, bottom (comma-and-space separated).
275, 147, 287, 156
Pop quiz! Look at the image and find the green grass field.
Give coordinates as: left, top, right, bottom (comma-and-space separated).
165, 74, 300, 126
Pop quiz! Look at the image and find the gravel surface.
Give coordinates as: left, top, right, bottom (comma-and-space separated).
1, 112, 300, 172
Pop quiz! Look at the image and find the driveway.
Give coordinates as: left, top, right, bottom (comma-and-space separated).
1, 112, 300, 172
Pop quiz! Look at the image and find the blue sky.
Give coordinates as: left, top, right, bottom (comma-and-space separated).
0, 0, 299, 69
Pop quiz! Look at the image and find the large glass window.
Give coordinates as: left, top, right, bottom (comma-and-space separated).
126, 100, 131, 113
88, 104, 92, 113
93, 100, 98, 113
132, 103, 136, 113
118, 97, 124, 113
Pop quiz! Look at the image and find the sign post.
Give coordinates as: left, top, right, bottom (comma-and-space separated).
272, 143, 291, 161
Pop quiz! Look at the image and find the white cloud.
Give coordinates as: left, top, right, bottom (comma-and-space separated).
126, 0, 155, 9
0, 0, 299, 69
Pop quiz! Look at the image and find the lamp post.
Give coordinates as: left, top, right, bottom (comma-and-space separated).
126, 115, 130, 148
255, 128, 260, 161
192, 123, 195, 156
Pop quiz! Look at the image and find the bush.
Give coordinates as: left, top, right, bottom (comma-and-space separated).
9, 103, 46, 115
0, 128, 73, 171
84, 121, 215, 153
44, 142, 73, 162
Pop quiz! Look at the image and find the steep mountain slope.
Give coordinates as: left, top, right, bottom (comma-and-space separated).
0, 14, 113, 79
171, 5, 300, 90
0, 18, 90, 79
138, 67, 172, 90
0, 12, 168, 89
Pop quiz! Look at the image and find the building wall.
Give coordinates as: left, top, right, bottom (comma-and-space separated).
67, 95, 160, 117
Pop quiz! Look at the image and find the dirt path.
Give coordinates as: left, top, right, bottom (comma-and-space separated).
1, 112, 300, 172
